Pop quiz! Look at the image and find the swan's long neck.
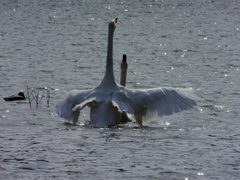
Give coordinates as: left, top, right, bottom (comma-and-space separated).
101, 23, 116, 85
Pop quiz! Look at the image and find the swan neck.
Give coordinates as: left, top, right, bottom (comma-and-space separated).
103, 23, 115, 83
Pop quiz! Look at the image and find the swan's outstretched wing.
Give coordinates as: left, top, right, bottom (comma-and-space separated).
56, 90, 92, 124
125, 87, 199, 125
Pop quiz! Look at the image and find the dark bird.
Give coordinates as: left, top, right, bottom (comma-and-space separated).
4, 92, 26, 101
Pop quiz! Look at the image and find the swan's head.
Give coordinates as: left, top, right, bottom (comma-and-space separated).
109, 18, 117, 30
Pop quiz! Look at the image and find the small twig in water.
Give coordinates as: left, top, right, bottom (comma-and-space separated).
26, 85, 34, 109
46, 86, 50, 108
26, 85, 51, 108
31, 90, 45, 108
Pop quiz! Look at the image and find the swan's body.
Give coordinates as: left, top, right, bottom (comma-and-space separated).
56, 18, 199, 127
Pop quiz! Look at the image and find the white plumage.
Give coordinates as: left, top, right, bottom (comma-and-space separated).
56, 18, 200, 127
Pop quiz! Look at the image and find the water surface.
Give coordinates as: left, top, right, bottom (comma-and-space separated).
0, 0, 239, 179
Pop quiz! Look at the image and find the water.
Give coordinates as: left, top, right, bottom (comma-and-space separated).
1, 0, 239, 179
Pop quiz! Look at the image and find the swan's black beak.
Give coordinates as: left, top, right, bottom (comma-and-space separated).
112, 18, 117, 23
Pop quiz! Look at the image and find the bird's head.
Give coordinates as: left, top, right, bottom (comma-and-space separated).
109, 18, 117, 29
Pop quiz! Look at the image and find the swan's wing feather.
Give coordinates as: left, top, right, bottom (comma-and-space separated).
73, 97, 96, 111
125, 87, 199, 125
56, 90, 92, 123
111, 90, 136, 122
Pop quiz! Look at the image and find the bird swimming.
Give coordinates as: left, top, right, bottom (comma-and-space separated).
56, 18, 200, 127
4, 92, 26, 101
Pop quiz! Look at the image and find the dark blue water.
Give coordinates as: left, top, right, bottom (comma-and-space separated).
1, 0, 239, 179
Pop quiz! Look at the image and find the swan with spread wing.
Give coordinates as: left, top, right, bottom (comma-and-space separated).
56, 18, 199, 127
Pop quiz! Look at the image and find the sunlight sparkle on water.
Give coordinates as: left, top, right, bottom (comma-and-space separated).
165, 122, 170, 126
215, 105, 224, 109
105, 5, 110, 9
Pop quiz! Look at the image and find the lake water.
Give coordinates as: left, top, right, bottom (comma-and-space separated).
0, 0, 239, 179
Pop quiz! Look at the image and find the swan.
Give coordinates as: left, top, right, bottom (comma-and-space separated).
120, 54, 128, 86
56, 18, 199, 127
4, 92, 26, 101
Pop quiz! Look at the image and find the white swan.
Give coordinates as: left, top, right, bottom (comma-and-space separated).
56, 18, 199, 127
